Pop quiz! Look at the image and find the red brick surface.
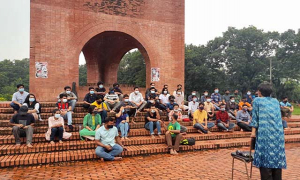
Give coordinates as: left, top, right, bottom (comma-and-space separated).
0, 144, 299, 180
30, 0, 185, 101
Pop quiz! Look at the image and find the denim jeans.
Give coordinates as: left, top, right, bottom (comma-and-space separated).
282, 120, 288, 129
62, 111, 72, 125
10, 102, 20, 111
95, 144, 123, 161
145, 121, 161, 135
117, 122, 129, 137
193, 122, 215, 134
97, 110, 107, 123
50, 127, 64, 141
68, 99, 77, 111
217, 122, 235, 130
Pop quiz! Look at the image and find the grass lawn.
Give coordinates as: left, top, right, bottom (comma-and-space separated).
292, 103, 300, 115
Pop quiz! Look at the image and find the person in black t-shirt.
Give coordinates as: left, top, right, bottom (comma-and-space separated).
9, 105, 35, 147
113, 83, 124, 101
144, 105, 163, 139
83, 87, 97, 109
95, 81, 106, 98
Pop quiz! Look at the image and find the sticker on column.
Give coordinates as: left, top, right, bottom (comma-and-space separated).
151, 68, 160, 82
35, 62, 48, 78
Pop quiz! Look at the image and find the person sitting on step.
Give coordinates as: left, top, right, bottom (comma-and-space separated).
188, 90, 199, 102
226, 96, 238, 119
113, 83, 123, 101
23, 93, 41, 121
9, 105, 35, 147
129, 87, 147, 113
57, 86, 77, 111
166, 95, 178, 113
79, 106, 102, 140
90, 96, 108, 121
145, 82, 159, 101
95, 81, 106, 98
193, 103, 215, 134
104, 88, 121, 113
211, 88, 222, 110
188, 95, 199, 119
115, 94, 137, 118
10, 84, 29, 114
168, 104, 187, 135
281, 110, 289, 130
56, 93, 73, 130
83, 87, 97, 109
216, 104, 235, 132
116, 106, 130, 140
158, 87, 170, 111
162, 114, 183, 155
174, 88, 188, 111
95, 117, 125, 161
46, 109, 72, 144
200, 90, 209, 103
280, 96, 294, 121
204, 96, 215, 120
145, 104, 163, 139
144, 95, 161, 111
236, 104, 252, 132
238, 96, 253, 111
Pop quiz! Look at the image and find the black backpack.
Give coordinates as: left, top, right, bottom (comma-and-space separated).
180, 138, 195, 145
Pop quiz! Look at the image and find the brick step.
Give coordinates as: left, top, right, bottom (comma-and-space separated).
0, 102, 86, 108
1, 127, 300, 145
1, 134, 300, 167
0, 132, 257, 156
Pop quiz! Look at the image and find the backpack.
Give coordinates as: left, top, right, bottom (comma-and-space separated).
180, 138, 195, 145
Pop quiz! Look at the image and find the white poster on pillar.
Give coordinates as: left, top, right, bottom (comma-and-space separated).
35, 62, 48, 78
151, 68, 160, 82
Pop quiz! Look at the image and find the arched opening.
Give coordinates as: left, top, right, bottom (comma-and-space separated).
79, 52, 87, 86
80, 31, 150, 88
117, 49, 146, 87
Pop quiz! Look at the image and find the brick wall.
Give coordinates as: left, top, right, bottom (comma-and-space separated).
30, 0, 185, 101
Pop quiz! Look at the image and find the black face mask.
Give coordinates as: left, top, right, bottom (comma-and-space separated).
283, 100, 288, 103
107, 125, 113, 129
97, 101, 102, 104
234, 93, 238, 95
199, 107, 204, 110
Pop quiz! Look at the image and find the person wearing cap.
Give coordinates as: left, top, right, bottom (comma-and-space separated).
10, 84, 29, 114
104, 88, 121, 113
9, 105, 35, 147
57, 86, 77, 111
95, 117, 125, 161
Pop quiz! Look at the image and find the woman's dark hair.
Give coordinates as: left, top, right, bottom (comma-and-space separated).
97, 81, 104, 86
24, 94, 37, 104
150, 87, 156, 90
88, 105, 96, 114
258, 82, 273, 97
52, 109, 60, 114
17, 84, 24, 88
162, 88, 168, 93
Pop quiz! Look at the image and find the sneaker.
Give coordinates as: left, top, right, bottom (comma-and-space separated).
68, 125, 74, 130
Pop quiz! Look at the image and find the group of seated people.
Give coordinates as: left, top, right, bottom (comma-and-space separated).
9, 83, 294, 159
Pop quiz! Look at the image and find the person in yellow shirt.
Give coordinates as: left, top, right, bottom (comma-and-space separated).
90, 96, 109, 121
193, 103, 215, 134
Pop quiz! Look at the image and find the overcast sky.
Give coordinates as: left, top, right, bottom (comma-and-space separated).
0, 0, 299, 64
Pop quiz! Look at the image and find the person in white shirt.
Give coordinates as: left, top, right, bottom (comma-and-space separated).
188, 95, 199, 119
172, 84, 185, 97
158, 88, 170, 110
129, 87, 147, 112
10, 84, 29, 114
174, 89, 188, 111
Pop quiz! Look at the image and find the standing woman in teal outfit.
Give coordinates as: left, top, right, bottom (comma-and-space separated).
250, 82, 286, 180
80, 105, 102, 140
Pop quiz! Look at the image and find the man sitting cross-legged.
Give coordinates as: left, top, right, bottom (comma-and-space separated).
162, 114, 183, 155
104, 88, 121, 113
236, 105, 252, 132
144, 105, 163, 139
95, 117, 125, 161
9, 105, 35, 147
10, 84, 29, 114
193, 103, 215, 134
216, 104, 235, 132
129, 87, 147, 113
168, 104, 187, 134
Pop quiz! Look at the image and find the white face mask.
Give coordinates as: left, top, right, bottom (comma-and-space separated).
151, 110, 156, 113
204, 93, 208, 96
135, 91, 139, 94
125, 99, 129, 102
66, 90, 71, 94
164, 91, 168, 94
192, 93, 196, 95
54, 114, 61, 119
99, 85, 104, 88
151, 91, 155, 94
177, 92, 181, 95
231, 99, 235, 103
207, 99, 211, 102
62, 99, 68, 103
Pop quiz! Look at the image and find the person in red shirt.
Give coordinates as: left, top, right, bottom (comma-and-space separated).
216, 104, 235, 132
56, 94, 73, 130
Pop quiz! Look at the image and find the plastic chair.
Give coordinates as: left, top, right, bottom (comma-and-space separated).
231, 137, 256, 180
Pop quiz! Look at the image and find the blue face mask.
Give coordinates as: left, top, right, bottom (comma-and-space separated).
125, 99, 129, 102
19, 88, 24, 92
90, 91, 94, 94
99, 85, 104, 88
54, 114, 61, 119
215, 90, 219, 93
29, 98, 35, 102
122, 109, 125, 113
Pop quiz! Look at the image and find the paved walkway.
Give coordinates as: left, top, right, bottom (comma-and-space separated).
0, 144, 299, 180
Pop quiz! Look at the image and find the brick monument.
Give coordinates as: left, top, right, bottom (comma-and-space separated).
30, 0, 185, 101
